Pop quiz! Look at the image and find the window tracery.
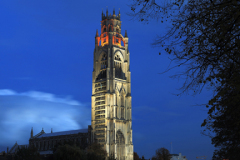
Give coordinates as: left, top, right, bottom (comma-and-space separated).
96, 53, 107, 81
114, 54, 126, 79
116, 130, 125, 160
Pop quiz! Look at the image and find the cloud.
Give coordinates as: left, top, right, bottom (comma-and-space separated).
0, 89, 17, 96
0, 89, 81, 106
0, 89, 90, 149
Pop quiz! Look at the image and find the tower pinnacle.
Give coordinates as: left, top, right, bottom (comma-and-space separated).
113, 7, 115, 15
96, 29, 99, 37
125, 30, 128, 37
30, 127, 33, 138
106, 6, 108, 16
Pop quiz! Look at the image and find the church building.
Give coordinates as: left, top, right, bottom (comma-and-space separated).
8, 9, 133, 160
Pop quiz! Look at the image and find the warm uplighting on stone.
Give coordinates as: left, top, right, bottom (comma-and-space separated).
92, 9, 133, 160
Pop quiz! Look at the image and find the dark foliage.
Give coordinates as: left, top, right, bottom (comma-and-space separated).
86, 142, 107, 160
129, 0, 240, 159
14, 146, 41, 160
152, 147, 171, 160
52, 141, 109, 160
134, 152, 140, 160
107, 155, 116, 160
53, 144, 85, 160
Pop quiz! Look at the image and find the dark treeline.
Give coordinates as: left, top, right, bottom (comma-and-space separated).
134, 147, 171, 160
1, 141, 113, 160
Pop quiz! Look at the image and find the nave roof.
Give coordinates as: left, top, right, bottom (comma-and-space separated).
36, 128, 88, 138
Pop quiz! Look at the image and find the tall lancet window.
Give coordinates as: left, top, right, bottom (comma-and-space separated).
121, 95, 124, 107
121, 108, 124, 119
116, 107, 118, 118
96, 53, 107, 81
114, 54, 126, 79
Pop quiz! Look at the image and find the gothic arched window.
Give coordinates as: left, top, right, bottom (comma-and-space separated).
114, 54, 125, 79
116, 130, 125, 160
96, 53, 107, 81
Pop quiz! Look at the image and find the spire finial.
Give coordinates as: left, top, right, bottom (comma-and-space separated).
96, 29, 99, 37
118, 8, 121, 19
106, 6, 108, 16
113, 7, 115, 15
102, 8, 104, 20
125, 30, 128, 37
31, 127, 33, 138
51, 128, 53, 133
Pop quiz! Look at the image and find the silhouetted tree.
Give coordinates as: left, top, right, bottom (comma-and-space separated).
153, 147, 171, 160
86, 142, 107, 160
14, 146, 40, 160
129, 0, 240, 159
53, 144, 86, 160
52, 139, 86, 153
134, 152, 140, 160
151, 156, 157, 160
107, 155, 116, 160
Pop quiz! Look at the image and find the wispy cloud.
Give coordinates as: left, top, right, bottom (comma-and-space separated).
0, 89, 90, 148
0, 89, 81, 105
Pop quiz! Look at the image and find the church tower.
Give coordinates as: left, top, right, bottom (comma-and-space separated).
91, 9, 133, 160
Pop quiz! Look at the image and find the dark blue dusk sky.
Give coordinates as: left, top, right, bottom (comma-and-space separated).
0, 1, 215, 159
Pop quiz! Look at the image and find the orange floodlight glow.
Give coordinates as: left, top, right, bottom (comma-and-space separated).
96, 27, 125, 47
100, 33, 109, 46
112, 33, 125, 47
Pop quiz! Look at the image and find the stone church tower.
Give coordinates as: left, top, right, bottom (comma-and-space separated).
91, 9, 133, 160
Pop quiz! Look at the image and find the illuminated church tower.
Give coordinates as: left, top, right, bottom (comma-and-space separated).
91, 9, 133, 160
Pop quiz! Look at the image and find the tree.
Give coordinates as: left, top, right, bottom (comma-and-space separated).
107, 155, 116, 160
202, 70, 240, 160
134, 152, 140, 160
151, 157, 157, 160
53, 144, 86, 160
153, 148, 171, 160
129, 0, 240, 159
86, 142, 107, 160
14, 146, 41, 160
